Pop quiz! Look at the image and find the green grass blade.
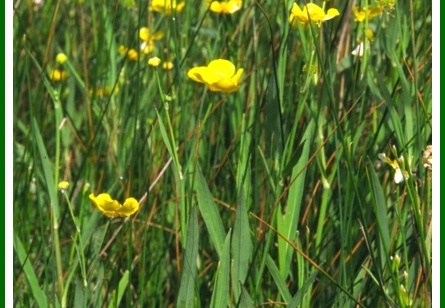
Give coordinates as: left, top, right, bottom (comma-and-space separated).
107, 270, 129, 308
31, 117, 59, 221
238, 285, 255, 308
265, 255, 292, 303
210, 230, 232, 308
177, 206, 199, 308
194, 164, 226, 256
277, 119, 315, 278
231, 186, 253, 301
13, 234, 48, 308
367, 158, 391, 265
287, 271, 318, 308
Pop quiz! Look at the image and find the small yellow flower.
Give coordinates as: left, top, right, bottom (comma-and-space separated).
139, 27, 164, 54
56, 53, 68, 64
148, 56, 161, 67
118, 45, 139, 61
289, 3, 340, 27
162, 61, 174, 70
187, 59, 244, 93
353, 6, 383, 22
89, 193, 140, 218
209, 0, 242, 14
49, 69, 68, 81
58, 181, 70, 190
150, 0, 185, 15
378, 153, 409, 184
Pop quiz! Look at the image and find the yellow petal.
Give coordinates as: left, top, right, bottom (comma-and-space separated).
207, 59, 236, 77
118, 198, 140, 217
325, 8, 340, 20
188, 67, 222, 85
139, 27, 150, 41
209, 1, 223, 13
231, 68, 244, 85
89, 193, 121, 218
305, 3, 326, 21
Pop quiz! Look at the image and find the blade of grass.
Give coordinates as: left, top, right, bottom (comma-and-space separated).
177, 206, 199, 308
194, 164, 226, 256
13, 234, 48, 308
107, 270, 129, 308
210, 230, 232, 308
277, 119, 315, 278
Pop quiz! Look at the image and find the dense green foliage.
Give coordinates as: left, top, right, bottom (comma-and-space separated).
13, 0, 432, 307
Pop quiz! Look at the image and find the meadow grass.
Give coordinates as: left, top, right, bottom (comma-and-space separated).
13, 0, 432, 307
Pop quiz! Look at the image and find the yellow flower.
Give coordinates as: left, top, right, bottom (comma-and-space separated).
58, 181, 70, 190
378, 153, 409, 184
209, 0, 242, 14
148, 56, 161, 67
289, 3, 340, 27
139, 27, 164, 54
187, 59, 244, 93
118, 45, 139, 61
89, 193, 139, 218
163, 61, 174, 70
49, 69, 68, 81
56, 53, 68, 64
150, 0, 185, 15
353, 6, 383, 22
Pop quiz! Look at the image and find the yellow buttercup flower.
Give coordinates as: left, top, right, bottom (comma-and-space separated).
150, 0, 185, 15
162, 61, 174, 70
187, 59, 244, 93
353, 6, 383, 22
148, 56, 161, 67
89, 193, 140, 218
49, 69, 68, 81
56, 53, 68, 64
58, 181, 70, 190
118, 45, 139, 61
378, 153, 409, 184
209, 0, 242, 14
139, 27, 164, 54
289, 3, 340, 27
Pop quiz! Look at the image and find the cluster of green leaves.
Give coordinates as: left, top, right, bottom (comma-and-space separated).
13, 0, 431, 307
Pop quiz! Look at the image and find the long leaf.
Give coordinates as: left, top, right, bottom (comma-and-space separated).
278, 119, 315, 278
107, 270, 129, 308
231, 187, 253, 302
177, 206, 199, 308
367, 158, 391, 266
210, 230, 232, 308
13, 234, 48, 308
194, 164, 226, 256
31, 117, 60, 222
266, 255, 292, 303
